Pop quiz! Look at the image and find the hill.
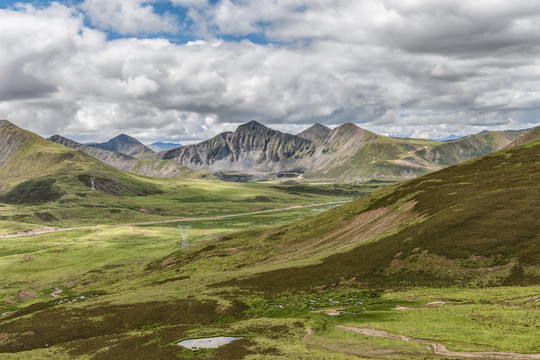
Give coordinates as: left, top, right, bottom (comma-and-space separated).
88, 134, 154, 157
0, 120, 163, 203
49, 135, 201, 179
157, 121, 525, 181
503, 125, 540, 149
220, 136, 540, 292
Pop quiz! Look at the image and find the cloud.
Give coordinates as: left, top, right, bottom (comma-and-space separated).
0, 0, 539, 144
80, 0, 179, 35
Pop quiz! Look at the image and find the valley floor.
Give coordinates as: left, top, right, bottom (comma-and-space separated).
0, 178, 539, 359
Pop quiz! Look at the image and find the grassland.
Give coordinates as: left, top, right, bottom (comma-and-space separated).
2, 222, 539, 360
0, 136, 539, 358
0, 178, 388, 230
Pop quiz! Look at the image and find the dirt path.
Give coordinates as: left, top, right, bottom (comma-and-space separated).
0, 201, 349, 239
336, 325, 540, 359
50, 288, 63, 298
304, 326, 314, 340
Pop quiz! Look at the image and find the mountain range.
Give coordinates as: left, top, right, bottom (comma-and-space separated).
1, 119, 531, 183
148, 142, 182, 152
49, 135, 198, 179
157, 120, 526, 181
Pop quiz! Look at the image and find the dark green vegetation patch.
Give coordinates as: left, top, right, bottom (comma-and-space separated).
272, 181, 396, 198
0, 298, 246, 353
0, 178, 65, 204
77, 174, 162, 196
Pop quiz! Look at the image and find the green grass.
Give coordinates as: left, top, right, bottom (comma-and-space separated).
0, 177, 373, 231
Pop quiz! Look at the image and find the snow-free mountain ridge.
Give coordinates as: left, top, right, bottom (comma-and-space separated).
149, 142, 182, 152
49, 135, 197, 178
88, 133, 154, 157
157, 120, 525, 181
1, 119, 530, 182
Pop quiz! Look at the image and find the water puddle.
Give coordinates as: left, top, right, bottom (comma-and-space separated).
177, 336, 242, 350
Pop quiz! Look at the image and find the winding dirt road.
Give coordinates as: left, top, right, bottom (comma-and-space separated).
336, 325, 540, 359
0, 201, 349, 239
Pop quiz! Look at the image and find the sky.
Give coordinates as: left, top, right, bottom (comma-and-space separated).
1, 0, 540, 144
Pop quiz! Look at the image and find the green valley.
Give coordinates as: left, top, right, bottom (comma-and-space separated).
0, 120, 539, 359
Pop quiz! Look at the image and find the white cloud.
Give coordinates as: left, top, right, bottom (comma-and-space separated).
80, 0, 179, 35
0, 0, 539, 144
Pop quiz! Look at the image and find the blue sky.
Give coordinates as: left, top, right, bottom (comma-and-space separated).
0, 0, 217, 43
1, 0, 539, 143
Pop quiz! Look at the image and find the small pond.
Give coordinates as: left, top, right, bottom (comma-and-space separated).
177, 336, 242, 350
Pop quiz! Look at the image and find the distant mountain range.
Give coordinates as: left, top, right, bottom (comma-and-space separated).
157, 120, 527, 181
148, 142, 182, 152
0, 119, 533, 184
85, 136, 182, 154
49, 135, 196, 179
432, 134, 464, 141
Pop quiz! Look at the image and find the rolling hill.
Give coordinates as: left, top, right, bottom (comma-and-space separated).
0, 120, 163, 202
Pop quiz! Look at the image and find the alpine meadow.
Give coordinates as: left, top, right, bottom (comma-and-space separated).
1, 1, 540, 359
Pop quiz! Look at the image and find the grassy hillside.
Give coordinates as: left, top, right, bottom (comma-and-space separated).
227, 138, 540, 292
0, 121, 163, 196
503, 125, 540, 149
426, 130, 526, 166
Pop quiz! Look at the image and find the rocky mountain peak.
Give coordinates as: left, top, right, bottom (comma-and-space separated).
236, 120, 272, 134
0, 119, 20, 132
89, 133, 154, 156
297, 123, 332, 141
49, 134, 76, 147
